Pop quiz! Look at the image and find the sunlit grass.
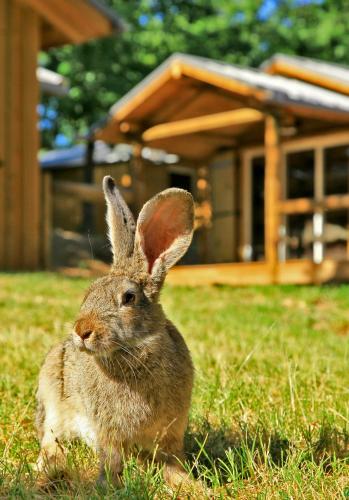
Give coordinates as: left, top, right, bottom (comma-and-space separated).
0, 273, 349, 498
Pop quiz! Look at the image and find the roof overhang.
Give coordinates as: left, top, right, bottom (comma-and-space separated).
18, 0, 123, 49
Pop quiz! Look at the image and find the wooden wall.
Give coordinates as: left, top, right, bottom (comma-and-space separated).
0, 1, 40, 269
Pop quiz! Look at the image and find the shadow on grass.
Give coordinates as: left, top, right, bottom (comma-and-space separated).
184, 418, 349, 486
2, 421, 349, 497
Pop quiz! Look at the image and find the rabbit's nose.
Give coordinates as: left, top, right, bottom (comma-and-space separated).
75, 318, 94, 340
78, 329, 93, 340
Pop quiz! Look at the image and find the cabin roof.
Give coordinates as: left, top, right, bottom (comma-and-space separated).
107, 53, 349, 119
261, 53, 349, 94
95, 53, 349, 160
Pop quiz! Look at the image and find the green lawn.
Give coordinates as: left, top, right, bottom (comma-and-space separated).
0, 273, 349, 499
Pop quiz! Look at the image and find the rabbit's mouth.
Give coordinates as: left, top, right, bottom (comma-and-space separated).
72, 329, 126, 355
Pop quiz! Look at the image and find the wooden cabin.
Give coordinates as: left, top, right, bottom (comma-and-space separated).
93, 53, 349, 285
0, 0, 123, 270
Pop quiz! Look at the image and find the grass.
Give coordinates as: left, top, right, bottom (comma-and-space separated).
0, 272, 349, 498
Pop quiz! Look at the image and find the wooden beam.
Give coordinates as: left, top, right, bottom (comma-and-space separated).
264, 114, 282, 282
0, 0, 6, 267
279, 198, 315, 214
278, 194, 349, 215
21, 6, 40, 268
265, 60, 349, 97
142, 108, 264, 142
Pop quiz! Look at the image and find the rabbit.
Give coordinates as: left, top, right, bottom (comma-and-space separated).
36, 176, 195, 488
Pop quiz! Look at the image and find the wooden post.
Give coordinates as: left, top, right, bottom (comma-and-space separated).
0, 1, 41, 270
264, 114, 281, 283
0, 0, 6, 267
313, 147, 324, 283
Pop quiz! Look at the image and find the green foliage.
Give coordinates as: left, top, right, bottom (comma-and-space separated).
1, 273, 349, 497
40, 0, 349, 149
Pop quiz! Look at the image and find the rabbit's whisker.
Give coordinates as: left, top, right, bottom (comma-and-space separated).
119, 352, 138, 388
110, 339, 154, 379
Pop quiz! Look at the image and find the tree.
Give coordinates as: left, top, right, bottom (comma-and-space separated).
40, 0, 349, 149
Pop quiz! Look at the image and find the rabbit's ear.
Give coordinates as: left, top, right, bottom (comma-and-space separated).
103, 176, 136, 262
135, 188, 194, 284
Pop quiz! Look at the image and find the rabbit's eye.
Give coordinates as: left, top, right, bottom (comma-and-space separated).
122, 291, 136, 306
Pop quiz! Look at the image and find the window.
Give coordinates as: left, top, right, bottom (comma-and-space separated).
286, 150, 314, 199
324, 145, 349, 195
251, 157, 265, 261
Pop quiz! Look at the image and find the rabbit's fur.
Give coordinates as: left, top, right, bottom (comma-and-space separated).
36, 176, 194, 486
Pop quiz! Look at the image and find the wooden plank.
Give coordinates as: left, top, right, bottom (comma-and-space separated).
324, 193, 349, 210
167, 259, 349, 286
264, 114, 281, 282
0, 0, 6, 267
278, 259, 315, 285
5, 2, 22, 268
166, 89, 242, 122
167, 261, 272, 286
279, 198, 315, 214
21, 6, 40, 268
143, 108, 264, 142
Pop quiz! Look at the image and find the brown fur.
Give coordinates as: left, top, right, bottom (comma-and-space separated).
36, 177, 195, 488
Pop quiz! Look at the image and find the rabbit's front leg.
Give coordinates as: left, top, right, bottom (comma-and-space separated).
97, 443, 125, 487
155, 438, 190, 488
